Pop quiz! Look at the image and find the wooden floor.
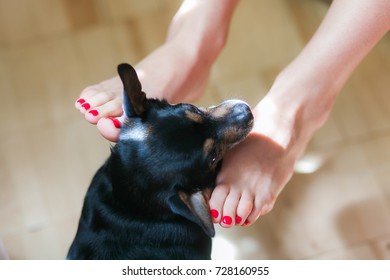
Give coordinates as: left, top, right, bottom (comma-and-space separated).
1, 0, 389, 260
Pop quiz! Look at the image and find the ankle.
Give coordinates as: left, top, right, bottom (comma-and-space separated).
266, 57, 341, 136
252, 77, 337, 157
250, 103, 293, 167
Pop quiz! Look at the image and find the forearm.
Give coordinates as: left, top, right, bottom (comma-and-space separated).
136, 0, 238, 102
253, 0, 390, 152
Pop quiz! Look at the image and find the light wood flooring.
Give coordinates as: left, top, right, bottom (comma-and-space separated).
0, 0, 389, 259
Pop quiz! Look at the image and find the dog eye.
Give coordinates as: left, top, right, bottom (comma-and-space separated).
208, 150, 217, 165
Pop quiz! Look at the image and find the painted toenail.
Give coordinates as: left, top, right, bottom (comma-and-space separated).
82, 103, 91, 110
222, 216, 233, 225
89, 110, 99, 116
210, 209, 219, 219
107, 117, 121, 129
77, 98, 86, 104
243, 220, 250, 226
235, 215, 242, 224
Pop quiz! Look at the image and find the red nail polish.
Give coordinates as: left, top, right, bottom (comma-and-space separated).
77, 98, 85, 104
107, 117, 121, 129
235, 215, 242, 224
210, 209, 219, 219
222, 216, 232, 225
89, 110, 99, 116
243, 220, 250, 226
82, 103, 91, 110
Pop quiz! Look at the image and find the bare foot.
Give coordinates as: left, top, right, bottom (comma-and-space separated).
208, 132, 293, 227
75, 0, 234, 143
208, 96, 309, 227
75, 76, 123, 142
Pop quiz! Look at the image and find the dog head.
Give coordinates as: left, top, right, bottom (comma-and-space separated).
111, 63, 253, 237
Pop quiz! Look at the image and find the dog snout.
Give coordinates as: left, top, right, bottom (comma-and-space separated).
209, 99, 253, 123
208, 100, 253, 148
229, 101, 253, 126
212, 99, 253, 127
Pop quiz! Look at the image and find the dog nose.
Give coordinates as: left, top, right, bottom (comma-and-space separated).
230, 101, 253, 123
210, 99, 254, 147
219, 100, 253, 126
208, 99, 253, 126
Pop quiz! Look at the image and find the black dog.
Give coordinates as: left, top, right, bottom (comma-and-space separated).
67, 63, 253, 260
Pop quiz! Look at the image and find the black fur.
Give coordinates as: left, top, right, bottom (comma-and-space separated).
67, 63, 253, 260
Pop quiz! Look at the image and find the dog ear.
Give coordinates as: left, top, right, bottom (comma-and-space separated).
117, 63, 147, 117
168, 190, 215, 238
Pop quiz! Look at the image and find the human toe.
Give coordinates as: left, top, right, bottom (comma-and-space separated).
241, 198, 274, 227
75, 85, 102, 109
84, 99, 123, 124
234, 193, 254, 226
96, 117, 121, 142
209, 184, 229, 224
83, 91, 116, 111
220, 191, 241, 228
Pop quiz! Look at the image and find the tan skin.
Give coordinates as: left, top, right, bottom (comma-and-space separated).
76, 0, 390, 228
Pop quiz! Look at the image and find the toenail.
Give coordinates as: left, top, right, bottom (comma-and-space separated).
107, 117, 121, 129
235, 215, 242, 224
82, 103, 91, 110
222, 216, 233, 225
89, 110, 99, 116
243, 220, 250, 226
210, 209, 219, 219
77, 98, 86, 104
